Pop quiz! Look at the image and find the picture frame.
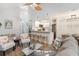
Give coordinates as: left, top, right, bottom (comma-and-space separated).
5, 20, 13, 29
0, 22, 2, 29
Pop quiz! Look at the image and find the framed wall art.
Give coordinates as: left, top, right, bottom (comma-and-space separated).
0, 22, 2, 29
5, 20, 13, 29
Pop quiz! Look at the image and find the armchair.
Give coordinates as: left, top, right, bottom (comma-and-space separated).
0, 36, 15, 56
20, 34, 30, 48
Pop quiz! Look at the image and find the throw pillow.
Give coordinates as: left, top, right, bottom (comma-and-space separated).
53, 37, 62, 50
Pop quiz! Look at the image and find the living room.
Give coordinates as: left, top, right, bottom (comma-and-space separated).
0, 3, 79, 56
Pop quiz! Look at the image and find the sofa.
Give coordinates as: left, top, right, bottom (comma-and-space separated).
56, 35, 78, 56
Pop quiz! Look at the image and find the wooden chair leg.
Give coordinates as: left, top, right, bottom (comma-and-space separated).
3, 51, 5, 56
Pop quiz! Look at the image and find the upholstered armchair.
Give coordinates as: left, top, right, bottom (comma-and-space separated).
0, 36, 15, 56
20, 34, 30, 48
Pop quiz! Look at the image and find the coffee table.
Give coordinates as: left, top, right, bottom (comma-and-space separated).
22, 47, 34, 56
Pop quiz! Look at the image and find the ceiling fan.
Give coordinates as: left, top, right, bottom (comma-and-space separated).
23, 3, 42, 12
24, 3, 33, 6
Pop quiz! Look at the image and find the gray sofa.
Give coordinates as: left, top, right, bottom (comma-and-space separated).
56, 36, 78, 56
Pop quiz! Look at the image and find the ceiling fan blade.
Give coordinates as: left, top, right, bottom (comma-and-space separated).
24, 3, 33, 6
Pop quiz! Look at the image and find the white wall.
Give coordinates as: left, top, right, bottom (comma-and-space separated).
0, 3, 21, 35
20, 6, 30, 33
56, 10, 79, 37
